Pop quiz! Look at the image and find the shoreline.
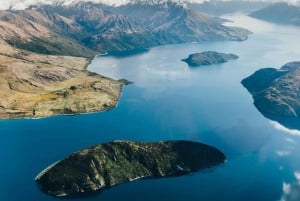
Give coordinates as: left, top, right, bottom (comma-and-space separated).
0, 78, 131, 121
35, 161, 60, 181
0, 51, 131, 120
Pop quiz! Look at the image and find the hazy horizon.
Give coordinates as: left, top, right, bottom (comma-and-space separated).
1, 0, 299, 10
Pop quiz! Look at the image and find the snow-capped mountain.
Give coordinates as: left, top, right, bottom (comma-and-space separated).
2, 0, 207, 10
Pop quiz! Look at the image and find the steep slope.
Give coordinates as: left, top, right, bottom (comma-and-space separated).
250, 3, 300, 26
242, 62, 300, 130
39, 2, 163, 52
1, 1, 250, 57
0, 3, 160, 56
112, 1, 250, 42
0, 9, 94, 58
35, 140, 226, 197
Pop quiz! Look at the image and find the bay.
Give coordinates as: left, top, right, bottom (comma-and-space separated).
1, 14, 300, 201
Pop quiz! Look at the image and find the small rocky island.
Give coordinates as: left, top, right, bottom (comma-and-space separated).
35, 140, 226, 197
181, 51, 238, 67
242, 61, 300, 130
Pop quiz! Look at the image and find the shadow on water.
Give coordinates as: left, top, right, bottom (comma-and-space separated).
36, 164, 226, 200
36, 183, 105, 200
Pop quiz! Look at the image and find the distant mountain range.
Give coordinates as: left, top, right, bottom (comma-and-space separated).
0, 1, 250, 57
187, 0, 271, 16
250, 3, 300, 26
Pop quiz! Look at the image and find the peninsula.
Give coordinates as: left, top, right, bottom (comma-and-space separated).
242, 61, 300, 130
0, 40, 128, 119
35, 140, 226, 197
181, 51, 238, 67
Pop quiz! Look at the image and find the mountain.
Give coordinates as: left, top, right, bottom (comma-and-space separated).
113, 1, 250, 42
242, 61, 300, 130
2, 3, 160, 56
0, 1, 250, 57
35, 140, 226, 197
250, 3, 300, 26
188, 0, 271, 16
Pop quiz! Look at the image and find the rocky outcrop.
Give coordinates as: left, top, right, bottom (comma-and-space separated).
242, 61, 300, 130
181, 51, 238, 67
35, 140, 226, 197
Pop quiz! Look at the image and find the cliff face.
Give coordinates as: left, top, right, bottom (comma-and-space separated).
242, 62, 300, 130
35, 140, 226, 197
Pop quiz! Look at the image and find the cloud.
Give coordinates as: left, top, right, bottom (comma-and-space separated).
276, 150, 291, 157
270, 121, 300, 136
294, 172, 300, 182
1, 0, 300, 10
0, 0, 129, 10
280, 172, 300, 201
285, 138, 295, 143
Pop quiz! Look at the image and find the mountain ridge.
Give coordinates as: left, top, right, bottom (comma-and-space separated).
250, 3, 300, 26
1, 1, 250, 57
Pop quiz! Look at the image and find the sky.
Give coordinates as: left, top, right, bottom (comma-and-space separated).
0, 0, 299, 10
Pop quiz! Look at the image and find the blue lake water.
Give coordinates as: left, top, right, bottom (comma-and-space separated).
1, 14, 300, 201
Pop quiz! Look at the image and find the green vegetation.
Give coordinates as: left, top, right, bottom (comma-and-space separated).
36, 140, 226, 197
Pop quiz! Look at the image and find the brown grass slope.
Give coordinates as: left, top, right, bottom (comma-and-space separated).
0, 11, 124, 119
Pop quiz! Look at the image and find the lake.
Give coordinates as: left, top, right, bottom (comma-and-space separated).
1, 14, 300, 201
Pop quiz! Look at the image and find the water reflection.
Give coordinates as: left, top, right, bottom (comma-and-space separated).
86, 15, 300, 201
270, 121, 300, 136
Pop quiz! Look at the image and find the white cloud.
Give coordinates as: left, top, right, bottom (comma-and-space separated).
1, 0, 300, 10
285, 138, 295, 143
294, 171, 300, 183
276, 150, 291, 157
283, 182, 292, 195
0, 0, 129, 10
280, 172, 300, 201
270, 121, 300, 136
